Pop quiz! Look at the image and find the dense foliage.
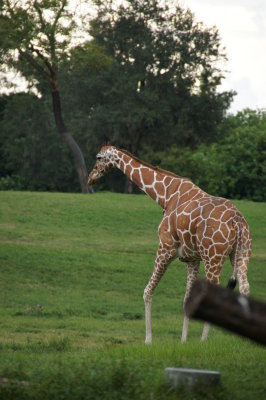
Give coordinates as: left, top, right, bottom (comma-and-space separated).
86, 0, 233, 152
0, 93, 79, 192
146, 109, 266, 201
0, 95, 265, 199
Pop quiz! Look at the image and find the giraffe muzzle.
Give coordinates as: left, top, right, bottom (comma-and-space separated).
88, 171, 97, 186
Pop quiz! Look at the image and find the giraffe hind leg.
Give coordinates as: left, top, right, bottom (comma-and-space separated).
236, 225, 251, 296
229, 223, 251, 296
201, 255, 226, 342
236, 257, 250, 296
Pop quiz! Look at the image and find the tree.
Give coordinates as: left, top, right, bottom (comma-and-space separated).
148, 109, 266, 201
0, 92, 80, 191
88, 0, 234, 155
217, 109, 266, 201
0, 0, 91, 193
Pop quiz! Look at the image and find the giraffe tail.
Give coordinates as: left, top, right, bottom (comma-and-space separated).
227, 276, 237, 290
227, 214, 243, 291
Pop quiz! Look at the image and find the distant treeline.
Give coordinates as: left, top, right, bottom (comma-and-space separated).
0, 93, 265, 201
148, 109, 266, 202
0, 0, 265, 200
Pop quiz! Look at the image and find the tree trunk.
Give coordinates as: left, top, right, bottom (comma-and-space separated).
124, 139, 141, 194
124, 176, 134, 194
51, 85, 90, 193
185, 279, 266, 346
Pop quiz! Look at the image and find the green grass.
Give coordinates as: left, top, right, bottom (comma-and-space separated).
0, 191, 265, 399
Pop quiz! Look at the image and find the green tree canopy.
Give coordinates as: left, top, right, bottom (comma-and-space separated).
147, 109, 266, 201
87, 0, 234, 154
0, 92, 79, 191
0, 0, 97, 192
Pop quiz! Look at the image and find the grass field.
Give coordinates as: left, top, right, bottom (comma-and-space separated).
0, 191, 265, 399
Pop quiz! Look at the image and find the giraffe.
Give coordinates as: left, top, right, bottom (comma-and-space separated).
88, 145, 252, 344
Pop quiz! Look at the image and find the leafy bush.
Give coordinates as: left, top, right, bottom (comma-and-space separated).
0, 175, 27, 191
0, 93, 79, 192
146, 109, 266, 201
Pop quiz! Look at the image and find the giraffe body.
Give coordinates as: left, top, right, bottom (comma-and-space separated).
88, 146, 251, 343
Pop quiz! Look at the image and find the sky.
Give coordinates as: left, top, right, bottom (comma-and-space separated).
180, 0, 266, 113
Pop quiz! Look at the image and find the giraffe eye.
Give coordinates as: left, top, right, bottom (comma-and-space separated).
96, 155, 102, 161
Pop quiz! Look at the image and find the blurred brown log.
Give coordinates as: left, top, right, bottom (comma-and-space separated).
185, 279, 266, 346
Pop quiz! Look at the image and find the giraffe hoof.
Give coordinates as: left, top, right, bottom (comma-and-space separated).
145, 339, 152, 345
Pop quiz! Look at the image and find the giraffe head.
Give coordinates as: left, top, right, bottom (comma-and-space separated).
88, 145, 117, 186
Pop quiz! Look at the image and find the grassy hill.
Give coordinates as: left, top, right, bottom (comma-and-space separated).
0, 191, 265, 399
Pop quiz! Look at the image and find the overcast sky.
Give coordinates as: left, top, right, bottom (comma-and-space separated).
181, 0, 266, 113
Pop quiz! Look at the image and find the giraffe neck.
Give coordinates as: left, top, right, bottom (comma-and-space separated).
114, 150, 181, 208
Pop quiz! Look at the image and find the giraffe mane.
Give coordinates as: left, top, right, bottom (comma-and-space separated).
119, 148, 186, 180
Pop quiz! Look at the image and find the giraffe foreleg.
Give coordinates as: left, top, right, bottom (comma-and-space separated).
143, 242, 177, 344
181, 261, 200, 343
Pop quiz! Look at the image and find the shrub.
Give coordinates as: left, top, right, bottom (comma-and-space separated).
146, 109, 266, 201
